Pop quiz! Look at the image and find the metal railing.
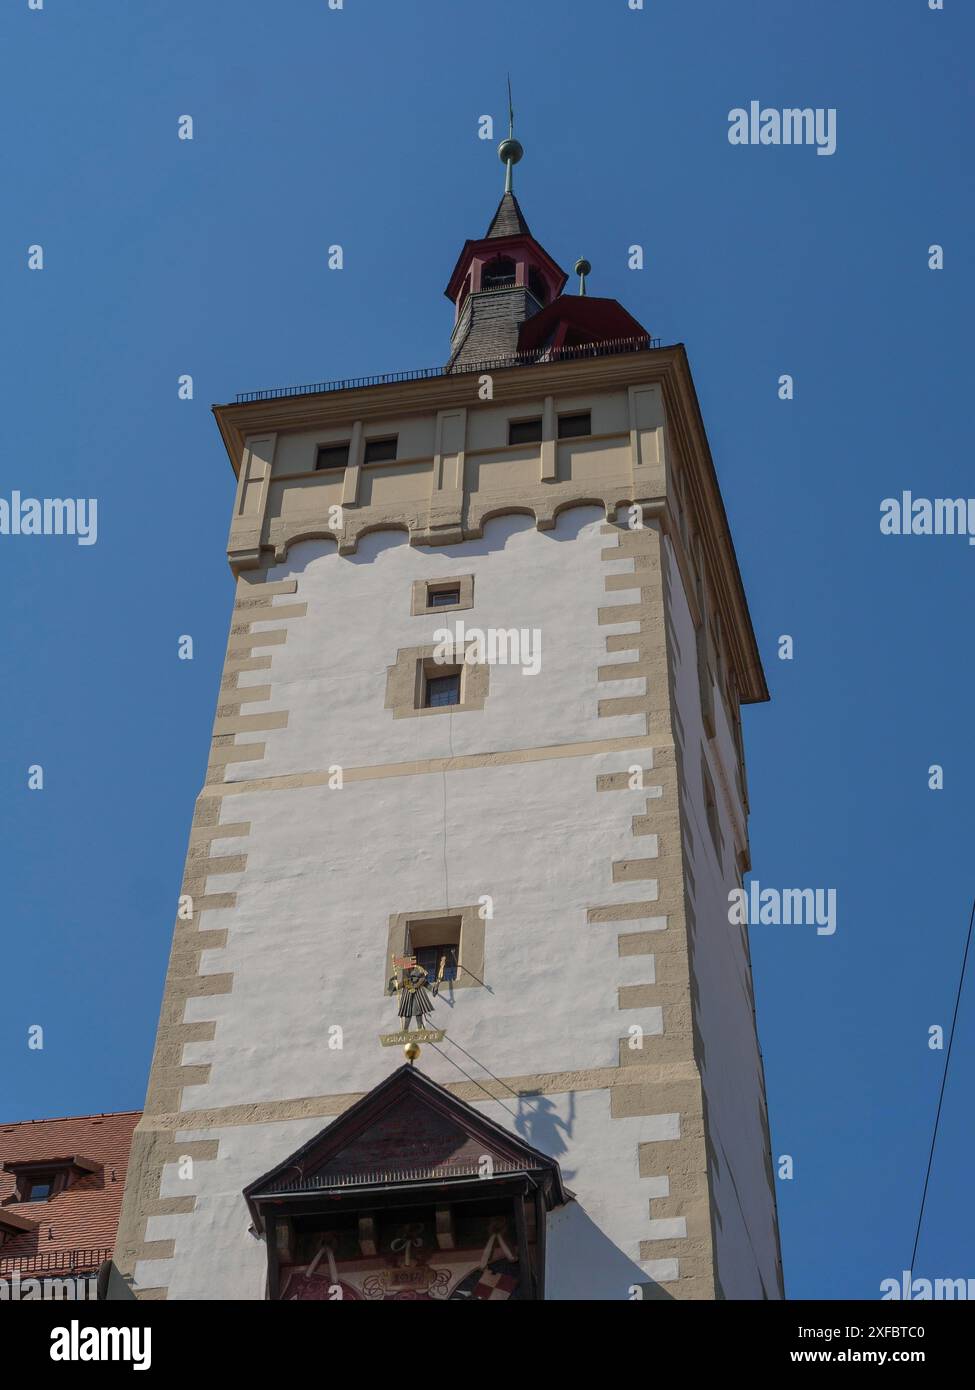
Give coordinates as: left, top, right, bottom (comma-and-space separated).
266, 1158, 527, 1193
0, 1246, 111, 1276
234, 334, 662, 404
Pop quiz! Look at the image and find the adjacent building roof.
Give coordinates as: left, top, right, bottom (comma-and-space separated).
0, 1111, 140, 1272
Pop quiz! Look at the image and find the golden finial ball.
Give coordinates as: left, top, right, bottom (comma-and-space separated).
404, 1040, 421, 1062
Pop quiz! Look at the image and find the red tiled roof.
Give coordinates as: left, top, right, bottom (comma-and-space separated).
0, 1111, 140, 1270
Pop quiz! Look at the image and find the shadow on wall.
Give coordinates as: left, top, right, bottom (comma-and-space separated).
515, 1091, 576, 1182
545, 1204, 674, 1301
273, 507, 612, 578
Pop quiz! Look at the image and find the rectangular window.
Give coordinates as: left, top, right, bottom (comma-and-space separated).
363, 437, 398, 464
315, 443, 350, 471
407, 916, 463, 983
414, 943, 459, 983
557, 411, 591, 439
411, 576, 473, 616
508, 418, 543, 446
429, 586, 461, 608
425, 672, 461, 708
386, 907, 482, 995
27, 1179, 53, 1202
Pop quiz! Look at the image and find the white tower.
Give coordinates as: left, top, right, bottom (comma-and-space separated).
114, 146, 782, 1302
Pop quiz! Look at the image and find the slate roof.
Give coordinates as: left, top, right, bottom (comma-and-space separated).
485, 191, 532, 239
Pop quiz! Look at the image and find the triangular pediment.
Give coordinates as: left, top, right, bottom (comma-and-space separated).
244, 1066, 566, 1223
296, 1092, 501, 1188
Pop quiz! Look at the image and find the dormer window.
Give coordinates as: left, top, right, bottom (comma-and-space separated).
0, 1208, 39, 1241
2, 1154, 101, 1204
481, 256, 516, 290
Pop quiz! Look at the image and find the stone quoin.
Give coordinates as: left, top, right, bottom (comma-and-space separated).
109, 110, 783, 1302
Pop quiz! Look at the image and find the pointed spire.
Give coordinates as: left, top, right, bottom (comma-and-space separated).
445, 83, 570, 368
497, 75, 524, 196
487, 78, 528, 239
486, 191, 531, 239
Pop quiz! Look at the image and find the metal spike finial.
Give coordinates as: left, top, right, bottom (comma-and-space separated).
575, 257, 592, 295
497, 74, 524, 193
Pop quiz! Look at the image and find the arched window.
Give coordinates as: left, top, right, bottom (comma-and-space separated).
481, 256, 516, 290
528, 267, 549, 305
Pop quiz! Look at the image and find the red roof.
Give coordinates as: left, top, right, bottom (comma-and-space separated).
0, 1111, 140, 1271
517, 293, 649, 352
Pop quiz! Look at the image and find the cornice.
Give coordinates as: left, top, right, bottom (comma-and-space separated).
661, 349, 769, 704
212, 349, 684, 478
212, 345, 768, 704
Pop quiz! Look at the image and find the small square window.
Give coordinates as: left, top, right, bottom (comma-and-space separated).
425, 672, 461, 708
385, 908, 483, 995
557, 412, 591, 439
386, 644, 487, 718
410, 576, 474, 616
508, 418, 543, 446
315, 443, 350, 471
27, 1179, 53, 1202
363, 437, 398, 464
429, 587, 461, 608
414, 944, 459, 983
405, 916, 464, 985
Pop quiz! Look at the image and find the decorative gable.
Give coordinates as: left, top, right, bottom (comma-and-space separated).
246, 1065, 566, 1215
244, 1066, 567, 1301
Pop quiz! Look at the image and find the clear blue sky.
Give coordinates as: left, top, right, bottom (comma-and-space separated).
2, 1, 971, 1300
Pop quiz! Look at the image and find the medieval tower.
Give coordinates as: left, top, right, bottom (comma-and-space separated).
113, 131, 783, 1302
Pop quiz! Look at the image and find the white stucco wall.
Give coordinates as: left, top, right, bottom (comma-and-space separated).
137, 1090, 680, 1301
138, 507, 777, 1300
225, 510, 646, 778
139, 509, 687, 1298
183, 750, 664, 1103
183, 512, 663, 1107
662, 535, 781, 1298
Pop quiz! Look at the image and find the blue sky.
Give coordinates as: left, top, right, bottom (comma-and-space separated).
1, 0, 971, 1300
